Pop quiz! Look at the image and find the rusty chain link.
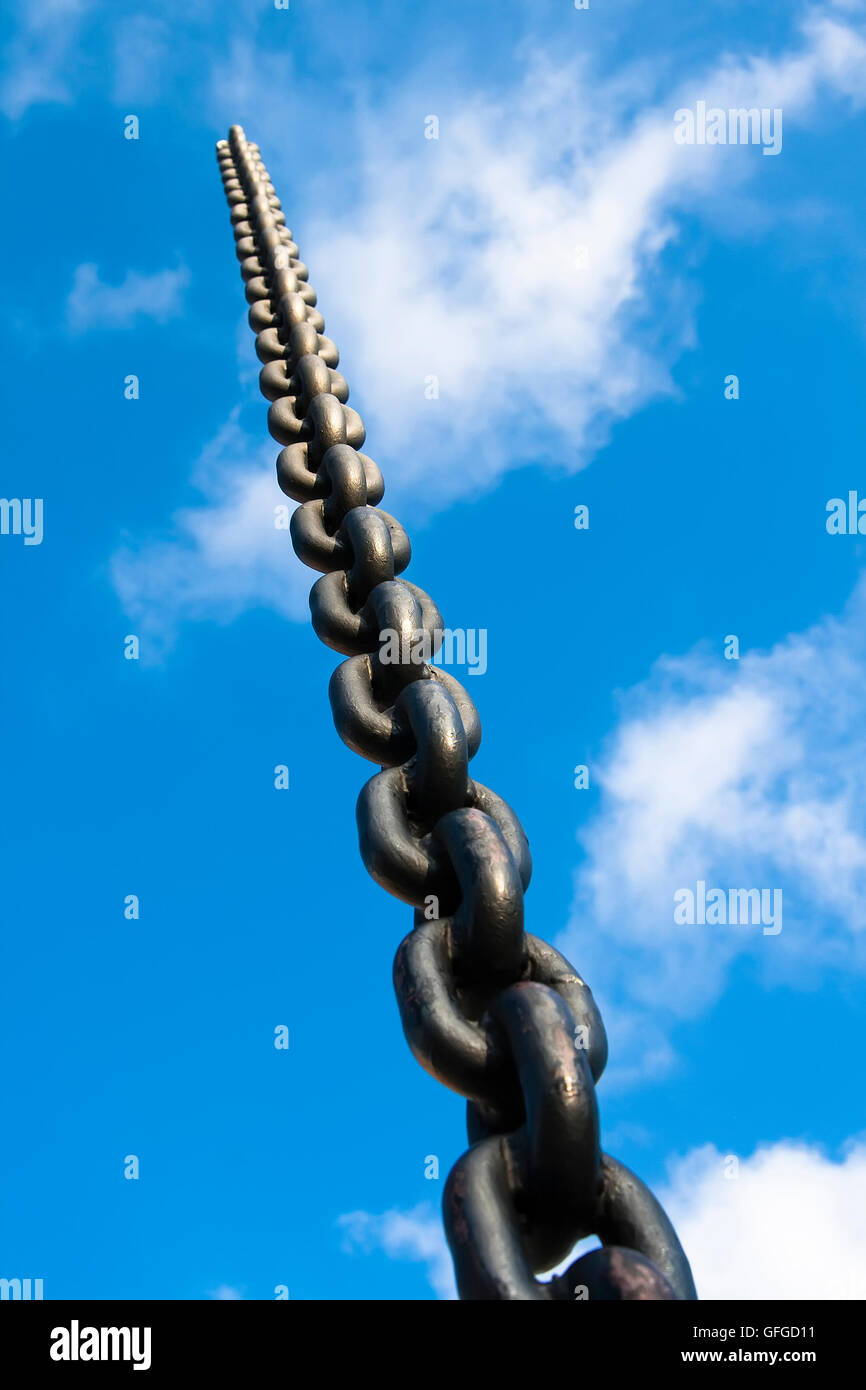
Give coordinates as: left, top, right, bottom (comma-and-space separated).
216, 124, 697, 1302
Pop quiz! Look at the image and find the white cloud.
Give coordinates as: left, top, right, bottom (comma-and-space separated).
112, 9, 866, 629
338, 1204, 457, 1300
0, 0, 91, 120
660, 1138, 866, 1299
561, 573, 866, 1086
335, 1141, 866, 1300
66, 263, 189, 332
337, 1201, 601, 1299
306, 11, 866, 507
111, 410, 311, 648
111, 15, 172, 104
207, 36, 299, 130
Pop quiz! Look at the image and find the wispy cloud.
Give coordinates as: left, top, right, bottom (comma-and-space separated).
0, 0, 92, 120
66, 263, 189, 332
207, 35, 299, 128
338, 1204, 457, 1300
660, 1138, 866, 1299
308, 11, 866, 506
334, 1141, 866, 1301
111, 8, 866, 631
561, 573, 866, 1087
111, 410, 310, 649
111, 14, 172, 105
208, 1284, 243, 1300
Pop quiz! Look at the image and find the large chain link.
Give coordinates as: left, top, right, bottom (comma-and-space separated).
217, 125, 697, 1302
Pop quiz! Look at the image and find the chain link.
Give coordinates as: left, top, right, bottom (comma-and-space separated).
217, 125, 697, 1302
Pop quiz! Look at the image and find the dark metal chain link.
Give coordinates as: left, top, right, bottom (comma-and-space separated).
216, 125, 697, 1302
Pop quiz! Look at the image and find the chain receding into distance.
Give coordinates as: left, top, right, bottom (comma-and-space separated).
216, 125, 697, 1302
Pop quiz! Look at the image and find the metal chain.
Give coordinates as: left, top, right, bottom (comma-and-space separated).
216, 124, 697, 1302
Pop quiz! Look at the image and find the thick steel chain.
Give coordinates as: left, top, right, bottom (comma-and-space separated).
217, 124, 697, 1302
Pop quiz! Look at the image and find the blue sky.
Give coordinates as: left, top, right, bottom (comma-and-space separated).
2, 0, 866, 1300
